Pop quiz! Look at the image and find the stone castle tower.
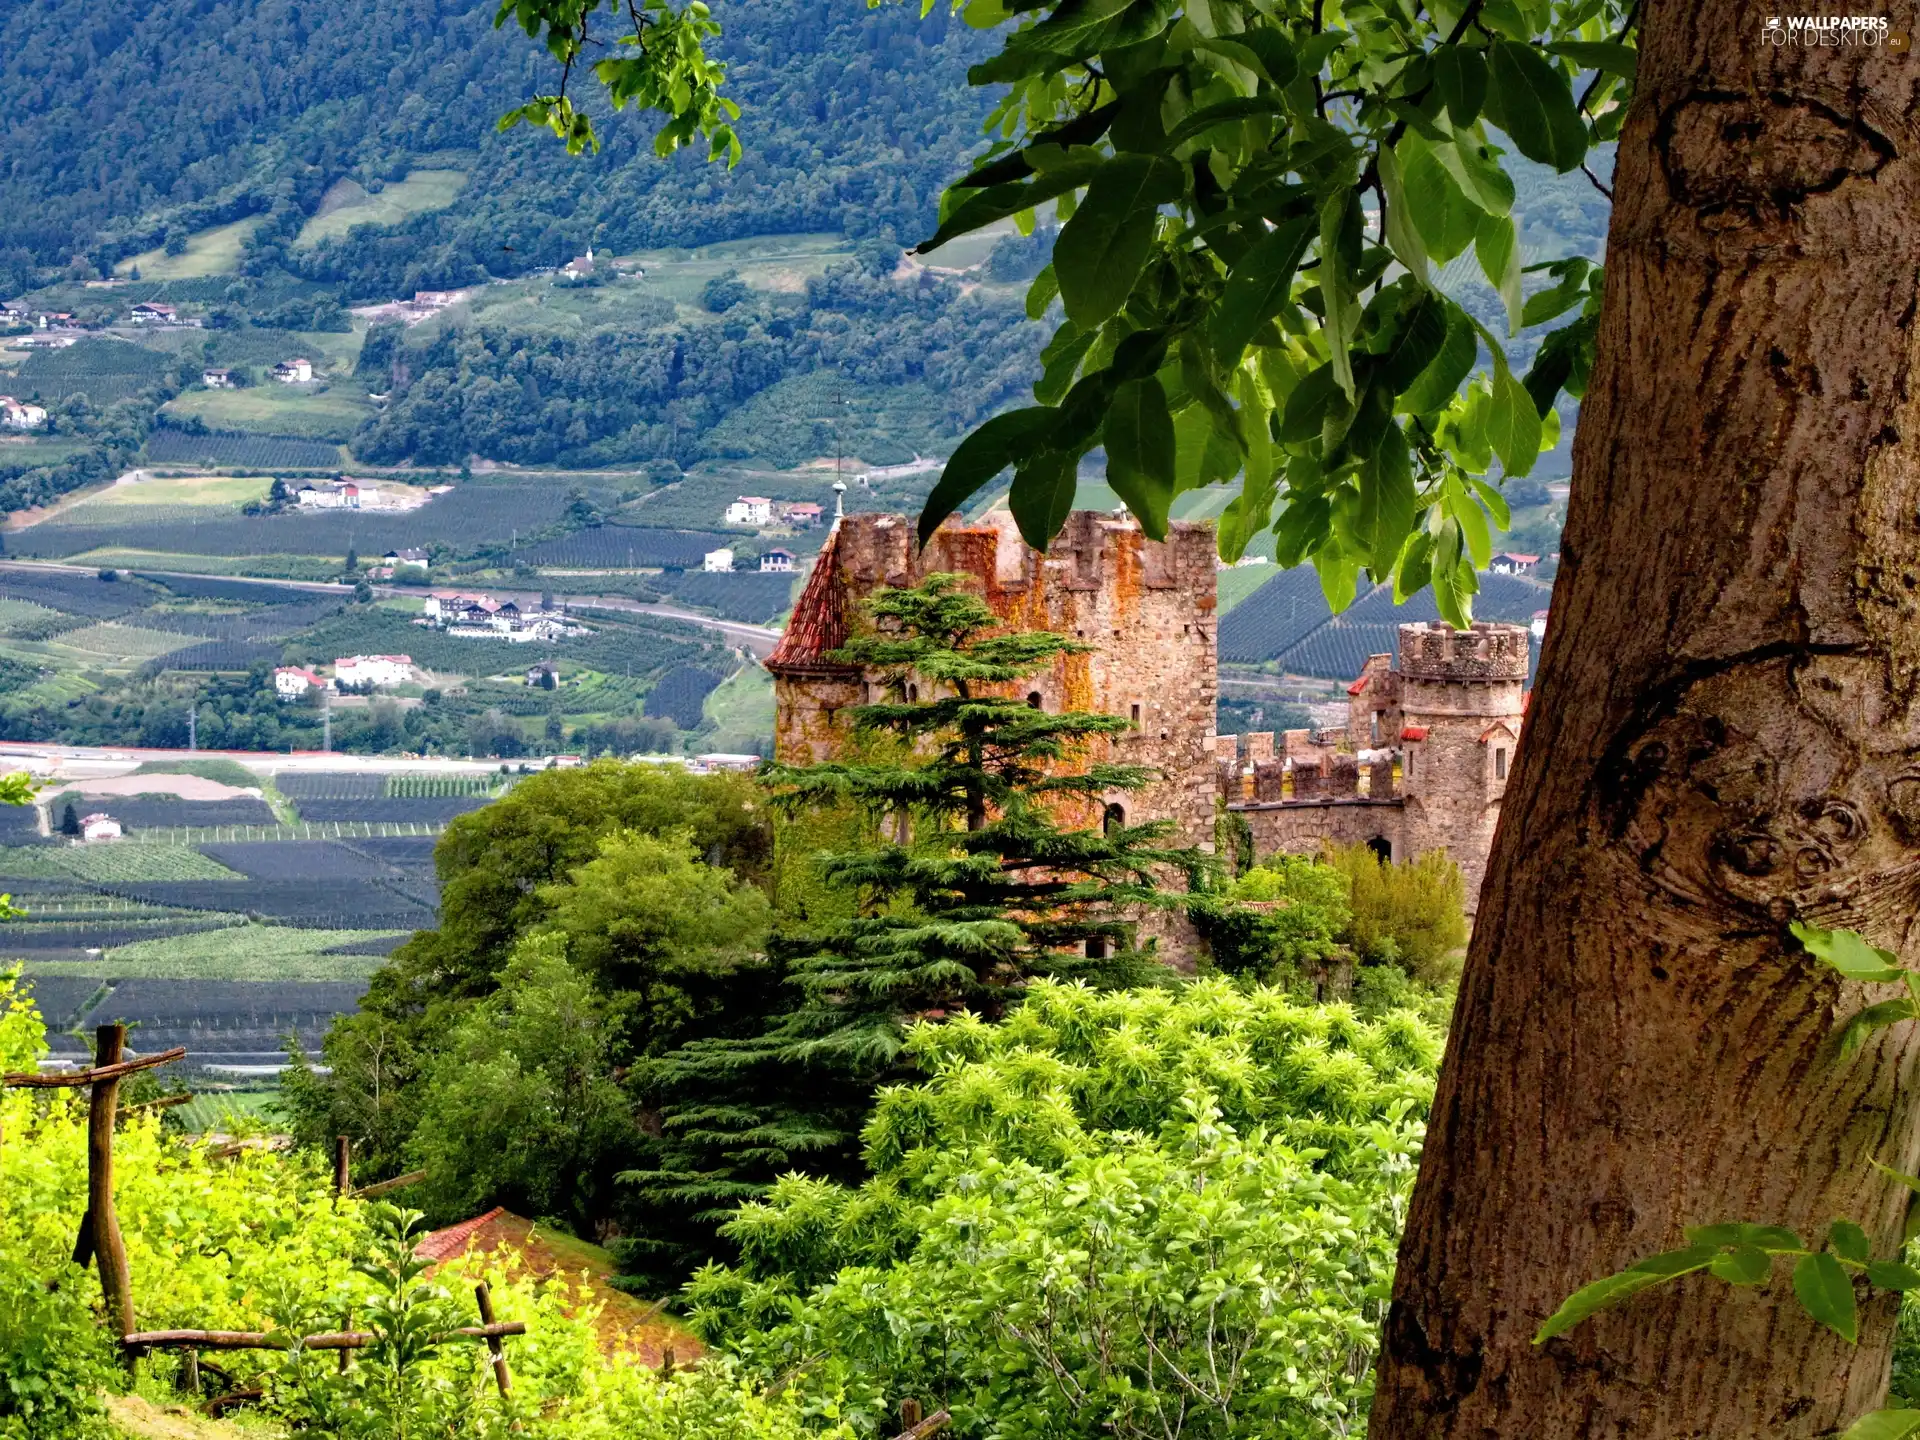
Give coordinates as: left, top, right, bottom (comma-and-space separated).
768, 509, 1531, 923
765, 509, 1219, 845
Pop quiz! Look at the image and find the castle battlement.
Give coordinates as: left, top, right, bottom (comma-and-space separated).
1397, 621, 1530, 682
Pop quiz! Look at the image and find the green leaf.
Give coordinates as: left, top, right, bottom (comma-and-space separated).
1053, 154, 1184, 328
1483, 40, 1588, 174
1212, 216, 1316, 361
1437, 134, 1516, 216
1399, 134, 1479, 265
1036, 324, 1098, 405
1544, 40, 1638, 79
1008, 451, 1079, 551
1533, 1245, 1717, 1344
1469, 476, 1511, 530
1685, 1223, 1806, 1252
1869, 1260, 1920, 1291
1522, 259, 1594, 327
1361, 424, 1416, 576
920, 157, 1110, 254
1830, 1220, 1872, 1264
1793, 1251, 1859, 1343
1320, 187, 1366, 400
1446, 474, 1492, 567
1375, 293, 1449, 393
1841, 1411, 1920, 1440
1791, 921, 1906, 982
1876, 1162, 1920, 1198
1709, 1245, 1772, 1286
1026, 264, 1060, 320
1398, 301, 1477, 415
1486, 361, 1543, 478
1376, 145, 1428, 287
1434, 44, 1488, 128
918, 407, 1054, 545
1105, 378, 1177, 541
1841, 1000, 1920, 1057
1313, 548, 1361, 614
1475, 211, 1523, 335
1279, 363, 1346, 445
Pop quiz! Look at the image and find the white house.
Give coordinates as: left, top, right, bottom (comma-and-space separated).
703, 547, 736, 574
80, 813, 122, 842
201, 367, 235, 388
561, 246, 596, 278
334, 654, 413, 689
273, 357, 314, 384
297, 481, 376, 510
760, 548, 795, 573
1490, 552, 1540, 575
128, 302, 176, 325
273, 665, 325, 700
385, 548, 429, 569
1531, 609, 1551, 642
0, 397, 47, 430
413, 290, 459, 309
724, 496, 773, 527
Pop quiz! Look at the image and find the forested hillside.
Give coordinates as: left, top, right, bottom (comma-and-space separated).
0, 0, 992, 294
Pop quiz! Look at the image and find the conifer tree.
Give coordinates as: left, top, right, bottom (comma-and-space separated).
619, 574, 1202, 1285
59, 800, 79, 837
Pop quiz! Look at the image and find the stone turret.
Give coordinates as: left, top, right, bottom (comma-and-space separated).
1394, 621, 1529, 909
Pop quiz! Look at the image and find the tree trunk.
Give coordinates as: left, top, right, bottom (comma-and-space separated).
1370, 5, 1920, 1434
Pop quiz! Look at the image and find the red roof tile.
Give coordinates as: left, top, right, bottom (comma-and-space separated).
413, 1206, 508, 1261
1347, 677, 1368, 695
766, 524, 857, 676
1401, 725, 1430, 742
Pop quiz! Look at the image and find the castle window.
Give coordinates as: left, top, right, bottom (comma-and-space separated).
1495, 747, 1508, 779
1368, 836, 1392, 863
1028, 691, 1044, 710
1130, 702, 1142, 725
1103, 802, 1126, 833
1085, 935, 1109, 959
907, 683, 919, 702
1371, 710, 1382, 745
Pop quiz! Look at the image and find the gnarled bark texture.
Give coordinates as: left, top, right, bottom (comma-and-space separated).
1369, 5, 1920, 1434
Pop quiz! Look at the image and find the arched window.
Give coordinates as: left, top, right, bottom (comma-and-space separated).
907, 683, 919, 702
1027, 691, 1044, 710
1368, 836, 1393, 864
1102, 802, 1126, 834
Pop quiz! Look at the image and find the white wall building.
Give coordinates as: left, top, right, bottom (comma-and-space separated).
81, 813, 122, 842
334, 654, 413, 689
703, 547, 736, 573
724, 496, 773, 526
273, 357, 314, 384
273, 666, 325, 700
760, 548, 795, 573
0, 397, 47, 430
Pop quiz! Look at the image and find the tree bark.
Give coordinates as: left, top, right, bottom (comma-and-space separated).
1370, 5, 1920, 1434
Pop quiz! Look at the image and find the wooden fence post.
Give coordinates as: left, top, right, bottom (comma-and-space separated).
88, 1023, 135, 1340
475, 1282, 512, 1399
900, 1399, 923, 1428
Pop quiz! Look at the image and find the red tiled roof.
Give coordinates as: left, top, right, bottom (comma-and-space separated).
414, 1206, 508, 1261
1401, 725, 1430, 742
766, 524, 856, 676
1347, 677, 1368, 695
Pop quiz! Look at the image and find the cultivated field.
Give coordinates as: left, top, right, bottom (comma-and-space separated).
295, 169, 467, 249
114, 216, 268, 279
159, 387, 375, 442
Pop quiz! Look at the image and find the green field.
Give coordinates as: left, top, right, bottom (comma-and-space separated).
0, 435, 93, 465
294, 170, 468, 249
56, 550, 346, 581
1218, 564, 1281, 614
68, 473, 268, 513
171, 1090, 283, 1133
24, 923, 398, 980
699, 664, 775, 754
115, 216, 267, 280
161, 386, 374, 442
44, 621, 198, 662
0, 843, 242, 883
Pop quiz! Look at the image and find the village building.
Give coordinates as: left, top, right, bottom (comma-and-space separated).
703, 547, 735, 574
11, 334, 76, 350
780, 501, 825, 528
412, 290, 459, 309
297, 480, 377, 509
385, 548, 429, 569
128, 302, 176, 325
771, 510, 1534, 954
0, 397, 48, 430
561, 247, 596, 278
80, 813, 122, 842
760, 548, 795, 573
272, 357, 314, 384
1490, 551, 1540, 575
525, 661, 560, 687
201, 366, 235, 388
273, 666, 325, 700
724, 496, 773, 527
333, 654, 413, 689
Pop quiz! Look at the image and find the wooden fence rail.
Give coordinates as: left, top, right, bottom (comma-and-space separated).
123, 1322, 527, 1353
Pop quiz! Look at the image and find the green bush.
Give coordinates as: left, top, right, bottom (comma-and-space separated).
684, 980, 1442, 1439
1325, 845, 1469, 986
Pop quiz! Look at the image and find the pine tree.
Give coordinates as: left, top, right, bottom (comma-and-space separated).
619, 574, 1202, 1284
60, 800, 79, 836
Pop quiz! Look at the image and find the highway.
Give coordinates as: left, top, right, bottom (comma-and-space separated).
0, 559, 784, 658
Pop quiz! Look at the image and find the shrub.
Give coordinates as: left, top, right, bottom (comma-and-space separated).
1324, 843, 1468, 985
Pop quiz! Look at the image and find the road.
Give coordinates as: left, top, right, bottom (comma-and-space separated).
0, 559, 784, 658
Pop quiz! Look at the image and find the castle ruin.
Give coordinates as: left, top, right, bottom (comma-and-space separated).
767, 509, 1529, 917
